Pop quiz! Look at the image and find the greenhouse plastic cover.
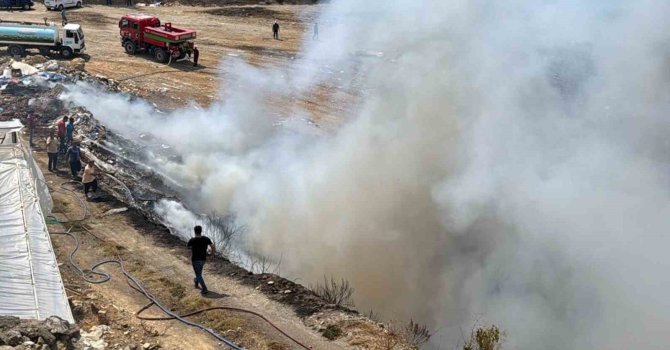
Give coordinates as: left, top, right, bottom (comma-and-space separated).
0, 121, 73, 322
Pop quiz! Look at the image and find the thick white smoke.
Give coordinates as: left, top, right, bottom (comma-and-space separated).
63, 0, 670, 348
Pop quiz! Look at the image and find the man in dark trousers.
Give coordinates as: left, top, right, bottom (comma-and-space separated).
61, 9, 67, 25
192, 47, 199, 67
126, 0, 132, 7
187, 225, 215, 295
272, 21, 280, 40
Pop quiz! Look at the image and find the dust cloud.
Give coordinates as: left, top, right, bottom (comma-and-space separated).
63, 0, 670, 348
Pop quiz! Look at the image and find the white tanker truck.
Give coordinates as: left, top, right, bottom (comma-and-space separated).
0, 20, 85, 58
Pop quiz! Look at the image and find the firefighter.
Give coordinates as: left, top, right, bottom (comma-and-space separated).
272, 21, 280, 40
193, 47, 199, 67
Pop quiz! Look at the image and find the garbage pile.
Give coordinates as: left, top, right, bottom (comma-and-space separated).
0, 315, 80, 349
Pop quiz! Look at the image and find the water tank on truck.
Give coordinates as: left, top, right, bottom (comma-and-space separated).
0, 21, 86, 58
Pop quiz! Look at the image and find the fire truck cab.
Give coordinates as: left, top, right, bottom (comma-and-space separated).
119, 14, 196, 64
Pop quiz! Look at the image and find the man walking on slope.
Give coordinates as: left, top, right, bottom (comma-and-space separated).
187, 225, 215, 295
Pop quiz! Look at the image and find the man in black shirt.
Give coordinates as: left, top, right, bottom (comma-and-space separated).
187, 225, 215, 295
272, 21, 280, 40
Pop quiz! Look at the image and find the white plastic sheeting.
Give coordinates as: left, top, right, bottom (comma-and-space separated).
0, 120, 73, 322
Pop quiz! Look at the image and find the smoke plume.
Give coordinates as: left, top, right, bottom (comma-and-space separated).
63, 0, 670, 348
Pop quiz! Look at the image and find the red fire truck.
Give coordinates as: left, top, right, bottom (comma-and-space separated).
118, 14, 197, 64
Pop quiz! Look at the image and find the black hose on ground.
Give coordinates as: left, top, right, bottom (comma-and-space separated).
49, 183, 311, 350
53, 230, 244, 350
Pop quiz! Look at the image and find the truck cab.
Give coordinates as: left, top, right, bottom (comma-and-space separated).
60, 23, 85, 57
0, 0, 34, 10
44, 0, 82, 11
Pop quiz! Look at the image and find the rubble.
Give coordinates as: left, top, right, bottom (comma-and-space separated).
0, 316, 79, 349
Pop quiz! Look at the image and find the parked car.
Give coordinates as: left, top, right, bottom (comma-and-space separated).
0, 0, 34, 10
44, 0, 82, 11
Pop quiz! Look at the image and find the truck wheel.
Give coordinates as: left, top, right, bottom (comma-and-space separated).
57, 4, 63, 10
76, 1, 81, 7
22, 3, 30, 10
61, 47, 74, 59
7, 46, 25, 58
39, 47, 51, 56
154, 48, 168, 63
124, 41, 137, 55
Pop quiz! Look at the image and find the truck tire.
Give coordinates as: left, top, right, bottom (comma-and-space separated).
22, 3, 30, 10
154, 48, 168, 63
57, 4, 63, 10
124, 41, 137, 55
76, 1, 81, 7
7, 46, 25, 58
39, 47, 51, 56
61, 47, 74, 59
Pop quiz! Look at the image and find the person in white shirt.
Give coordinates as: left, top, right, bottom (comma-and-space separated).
82, 160, 98, 199
46, 130, 59, 172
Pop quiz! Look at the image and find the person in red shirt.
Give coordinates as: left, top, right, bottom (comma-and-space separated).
56, 116, 67, 154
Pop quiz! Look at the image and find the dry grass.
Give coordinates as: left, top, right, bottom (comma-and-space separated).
311, 276, 355, 307
402, 320, 431, 348
463, 325, 504, 350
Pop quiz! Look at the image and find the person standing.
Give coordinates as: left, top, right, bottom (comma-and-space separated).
27, 113, 36, 147
56, 116, 67, 154
126, 0, 132, 7
66, 117, 75, 146
46, 130, 59, 172
313, 22, 319, 40
187, 225, 215, 295
272, 21, 280, 40
66, 142, 82, 178
61, 9, 68, 25
82, 160, 97, 199
192, 47, 199, 67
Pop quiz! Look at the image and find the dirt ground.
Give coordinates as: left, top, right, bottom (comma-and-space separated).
6, 4, 352, 127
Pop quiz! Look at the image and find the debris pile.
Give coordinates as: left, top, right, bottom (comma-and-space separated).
0, 316, 79, 349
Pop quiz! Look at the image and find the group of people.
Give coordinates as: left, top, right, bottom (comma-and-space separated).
45, 116, 98, 199
272, 21, 319, 40
44, 118, 214, 295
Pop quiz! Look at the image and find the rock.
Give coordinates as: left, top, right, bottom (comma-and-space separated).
103, 207, 128, 216
24, 55, 48, 65
1, 330, 22, 346
267, 281, 275, 285
0, 316, 21, 330
44, 61, 60, 72
68, 58, 86, 72
45, 316, 71, 336
80, 325, 109, 350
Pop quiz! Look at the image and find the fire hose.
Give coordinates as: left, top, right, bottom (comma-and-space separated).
47, 180, 311, 350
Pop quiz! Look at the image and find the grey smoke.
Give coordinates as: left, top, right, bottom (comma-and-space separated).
62, 0, 670, 349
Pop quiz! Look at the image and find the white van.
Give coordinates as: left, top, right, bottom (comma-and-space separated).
44, 0, 82, 10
